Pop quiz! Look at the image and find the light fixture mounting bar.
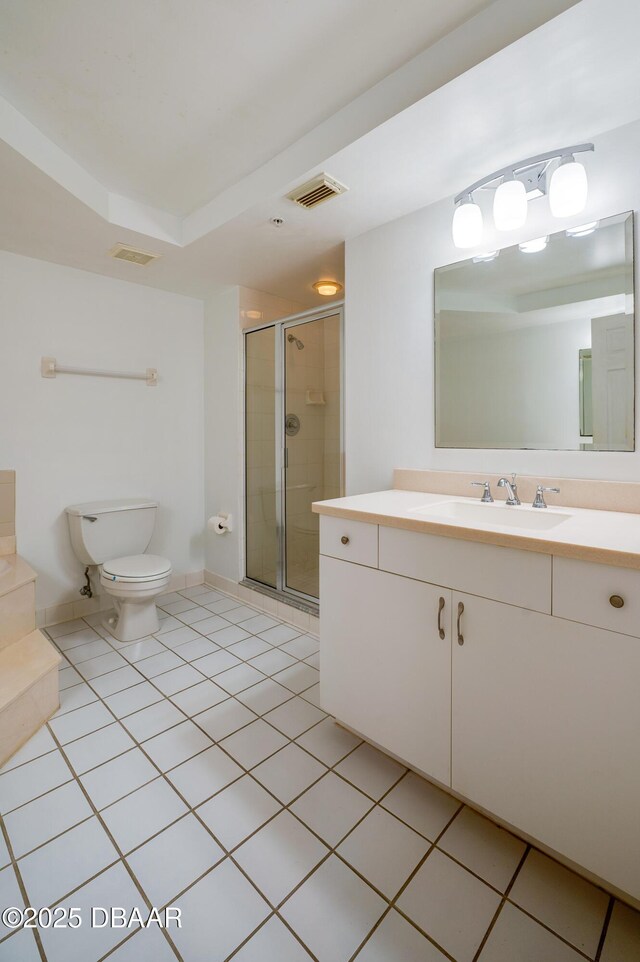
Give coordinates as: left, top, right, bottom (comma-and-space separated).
454, 143, 594, 205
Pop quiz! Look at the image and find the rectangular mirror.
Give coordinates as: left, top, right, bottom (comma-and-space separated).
435, 211, 635, 451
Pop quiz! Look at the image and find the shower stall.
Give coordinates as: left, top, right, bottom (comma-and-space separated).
244, 305, 343, 607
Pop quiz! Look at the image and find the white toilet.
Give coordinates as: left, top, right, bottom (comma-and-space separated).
65, 498, 172, 642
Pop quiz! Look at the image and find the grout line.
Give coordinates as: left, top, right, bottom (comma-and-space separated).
594, 896, 614, 961
470, 842, 531, 962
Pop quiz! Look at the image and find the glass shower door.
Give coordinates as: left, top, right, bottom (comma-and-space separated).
283, 312, 341, 599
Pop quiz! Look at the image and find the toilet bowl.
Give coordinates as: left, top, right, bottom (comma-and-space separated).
100, 554, 172, 642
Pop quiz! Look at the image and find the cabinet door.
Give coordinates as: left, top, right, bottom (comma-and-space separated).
320, 556, 452, 785
452, 592, 640, 899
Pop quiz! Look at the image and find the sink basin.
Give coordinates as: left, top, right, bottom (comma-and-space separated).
411, 500, 570, 531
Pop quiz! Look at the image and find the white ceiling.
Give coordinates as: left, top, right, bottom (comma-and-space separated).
0, 0, 493, 214
3, 0, 639, 305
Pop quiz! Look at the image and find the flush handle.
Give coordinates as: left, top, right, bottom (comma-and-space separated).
437, 596, 445, 640
610, 594, 625, 609
82, 515, 98, 522
341, 536, 349, 545
457, 601, 465, 646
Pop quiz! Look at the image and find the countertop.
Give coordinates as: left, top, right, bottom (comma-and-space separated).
312, 489, 640, 570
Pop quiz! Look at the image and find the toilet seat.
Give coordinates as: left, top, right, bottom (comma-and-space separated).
102, 554, 172, 583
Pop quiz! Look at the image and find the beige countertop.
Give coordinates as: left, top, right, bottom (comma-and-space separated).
312, 489, 640, 570
0, 554, 37, 599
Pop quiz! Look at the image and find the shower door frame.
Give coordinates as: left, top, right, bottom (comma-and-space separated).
243, 302, 345, 609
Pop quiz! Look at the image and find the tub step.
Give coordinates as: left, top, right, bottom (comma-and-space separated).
0, 630, 61, 767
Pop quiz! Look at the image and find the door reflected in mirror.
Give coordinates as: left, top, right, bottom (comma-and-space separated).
435, 211, 634, 451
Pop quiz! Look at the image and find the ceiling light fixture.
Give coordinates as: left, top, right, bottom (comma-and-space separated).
313, 280, 343, 297
519, 236, 549, 254
452, 143, 594, 249
566, 221, 599, 238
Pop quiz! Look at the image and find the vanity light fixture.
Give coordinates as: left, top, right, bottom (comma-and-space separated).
519, 236, 549, 253
473, 250, 499, 263
566, 221, 599, 237
452, 143, 594, 248
313, 280, 343, 296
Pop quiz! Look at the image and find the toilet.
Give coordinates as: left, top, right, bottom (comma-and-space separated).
65, 498, 172, 642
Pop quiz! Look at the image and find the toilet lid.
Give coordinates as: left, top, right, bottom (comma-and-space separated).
102, 554, 172, 582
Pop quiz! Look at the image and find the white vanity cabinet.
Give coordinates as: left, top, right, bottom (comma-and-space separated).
319, 515, 640, 901
320, 556, 452, 785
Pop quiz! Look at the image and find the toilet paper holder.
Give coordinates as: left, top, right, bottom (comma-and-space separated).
208, 513, 233, 534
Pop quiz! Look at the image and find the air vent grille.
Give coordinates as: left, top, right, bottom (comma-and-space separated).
108, 244, 161, 266
287, 174, 348, 209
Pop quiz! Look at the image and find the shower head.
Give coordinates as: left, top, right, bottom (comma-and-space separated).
287, 334, 305, 350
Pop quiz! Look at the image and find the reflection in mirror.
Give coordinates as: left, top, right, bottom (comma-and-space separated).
435, 211, 634, 451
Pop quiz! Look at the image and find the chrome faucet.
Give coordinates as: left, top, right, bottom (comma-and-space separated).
497, 473, 520, 505
470, 480, 493, 503
532, 484, 560, 509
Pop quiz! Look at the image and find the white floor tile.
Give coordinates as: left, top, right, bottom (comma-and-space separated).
192, 648, 242, 677
0, 750, 72, 813
296, 718, 361, 767
273, 662, 319, 694
258, 624, 303, 646
281, 855, 386, 962
80, 747, 158, 809
103, 927, 177, 962
170, 636, 219, 662
382, 771, 461, 840
161, 598, 200, 616
250, 647, 297, 676
478, 902, 586, 962
64, 638, 112, 664
280, 635, 319, 660
166, 745, 243, 806
233, 915, 312, 962
63, 722, 136, 775
142, 720, 212, 771
55, 627, 101, 652
0, 727, 57, 774
206, 598, 245, 616
195, 699, 257, 741
291, 772, 373, 847
0, 864, 24, 938
122, 700, 185, 741
355, 909, 448, 961
196, 774, 282, 849
252, 744, 326, 804
135, 650, 184, 679
300, 682, 321, 707
179, 584, 211, 600
197, 614, 235, 635
509, 849, 609, 956
39, 862, 147, 962
304, 651, 320, 669
118, 637, 165, 663
223, 605, 261, 624
127, 813, 224, 906
600, 900, 640, 962
103, 682, 164, 719
153, 615, 183, 635
236, 679, 294, 715
49, 700, 114, 744
101, 778, 187, 854
0, 927, 41, 961
58, 665, 83, 690
18, 816, 119, 907
397, 849, 501, 962
264, 696, 326, 738
4, 780, 92, 857
77, 651, 130, 680
338, 806, 430, 898
47, 619, 87, 639
152, 663, 206, 695
0, 831, 8, 868
228, 636, 273, 660
238, 614, 279, 634
206, 624, 251, 647
335, 743, 406, 801
176, 605, 218, 626
221, 719, 289, 769
438, 807, 526, 892
90, 665, 145, 697
235, 810, 327, 906
170, 859, 270, 962
191, 589, 227, 606
170, 679, 229, 715
215, 663, 266, 695
154, 624, 201, 649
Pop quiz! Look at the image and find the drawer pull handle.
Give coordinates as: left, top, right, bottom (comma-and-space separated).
457, 601, 465, 646
437, 596, 445, 640
341, 536, 350, 545
610, 594, 625, 609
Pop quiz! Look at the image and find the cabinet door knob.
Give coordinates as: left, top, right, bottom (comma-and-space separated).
457, 601, 465, 646
610, 594, 625, 609
341, 536, 349, 545
437, 596, 445, 640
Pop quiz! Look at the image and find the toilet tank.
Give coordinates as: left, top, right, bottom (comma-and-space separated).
65, 499, 158, 566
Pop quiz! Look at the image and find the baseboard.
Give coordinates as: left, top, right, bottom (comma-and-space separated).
204, 569, 319, 638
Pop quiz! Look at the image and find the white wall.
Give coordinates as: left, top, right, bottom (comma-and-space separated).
0, 251, 205, 611
345, 119, 640, 493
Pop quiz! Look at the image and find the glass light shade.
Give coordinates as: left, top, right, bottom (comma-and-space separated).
519, 236, 548, 253
452, 200, 483, 249
313, 280, 342, 296
566, 221, 598, 237
493, 178, 528, 231
549, 158, 588, 218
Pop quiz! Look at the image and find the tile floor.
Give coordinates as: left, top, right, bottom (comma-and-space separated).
0, 583, 639, 961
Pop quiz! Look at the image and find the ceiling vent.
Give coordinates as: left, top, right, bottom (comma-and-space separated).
287, 174, 348, 209
108, 243, 161, 266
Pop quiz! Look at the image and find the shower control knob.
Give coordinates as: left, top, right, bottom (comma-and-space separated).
341, 536, 350, 545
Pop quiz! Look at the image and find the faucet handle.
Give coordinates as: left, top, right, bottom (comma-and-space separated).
532, 485, 560, 509
470, 481, 494, 503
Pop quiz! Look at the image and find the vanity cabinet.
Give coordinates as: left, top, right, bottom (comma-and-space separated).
319, 516, 640, 901
320, 556, 452, 785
